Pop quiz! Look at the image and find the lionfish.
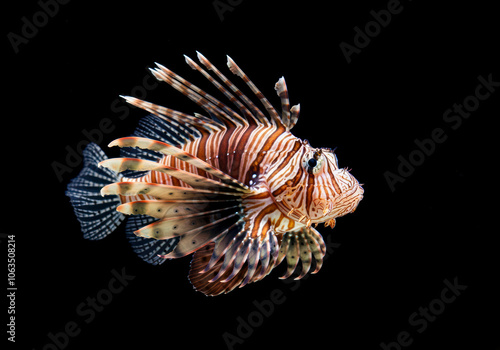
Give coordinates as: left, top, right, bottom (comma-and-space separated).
66, 52, 364, 296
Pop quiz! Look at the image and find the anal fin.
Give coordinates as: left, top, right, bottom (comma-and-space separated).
189, 243, 250, 296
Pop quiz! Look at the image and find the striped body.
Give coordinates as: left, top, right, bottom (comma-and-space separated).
67, 52, 364, 296
120, 125, 304, 235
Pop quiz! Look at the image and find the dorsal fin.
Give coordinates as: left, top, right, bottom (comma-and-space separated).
274, 77, 291, 130
122, 53, 300, 133
120, 96, 221, 135
226, 55, 284, 128
150, 63, 244, 129
185, 52, 269, 126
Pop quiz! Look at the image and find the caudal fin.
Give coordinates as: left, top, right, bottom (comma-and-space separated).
66, 143, 125, 240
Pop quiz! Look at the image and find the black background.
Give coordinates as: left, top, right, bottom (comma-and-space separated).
3, 1, 499, 349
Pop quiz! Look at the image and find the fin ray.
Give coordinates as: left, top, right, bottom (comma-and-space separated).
135, 209, 241, 240
121, 96, 220, 134
275, 77, 291, 130
99, 157, 245, 193
188, 52, 269, 126
66, 143, 125, 240
227, 55, 282, 127
125, 215, 179, 265
108, 137, 250, 191
161, 212, 242, 259
101, 182, 240, 199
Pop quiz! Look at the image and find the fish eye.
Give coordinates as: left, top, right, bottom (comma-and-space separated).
304, 150, 324, 174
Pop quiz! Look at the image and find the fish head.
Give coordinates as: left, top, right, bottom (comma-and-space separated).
269, 140, 364, 227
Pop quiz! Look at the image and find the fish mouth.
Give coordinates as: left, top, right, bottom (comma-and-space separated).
343, 183, 364, 214
276, 183, 364, 228
316, 182, 364, 220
